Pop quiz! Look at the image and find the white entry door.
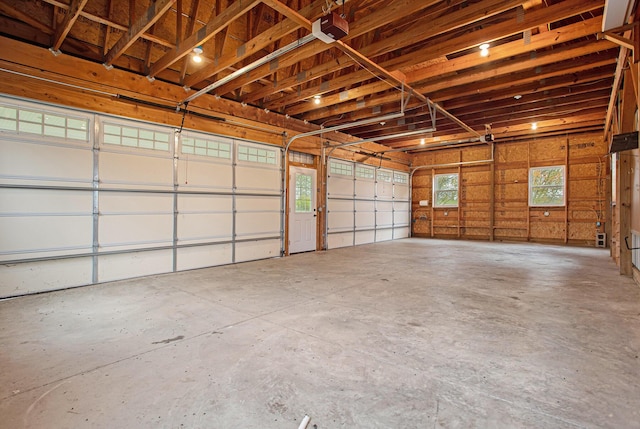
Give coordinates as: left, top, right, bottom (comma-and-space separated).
288, 166, 317, 253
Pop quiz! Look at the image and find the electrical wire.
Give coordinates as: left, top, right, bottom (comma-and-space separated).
178, 101, 189, 134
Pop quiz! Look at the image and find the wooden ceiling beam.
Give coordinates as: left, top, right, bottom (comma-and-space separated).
40, 0, 175, 48
260, 0, 524, 110
0, 0, 53, 35
213, 39, 330, 99
51, 0, 88, 52
363, 0, 526, 61
148, 0, 261, 79
453, 88, 610, 121
442, 71, 614, 110
104, 0, 176, 67
182, 0, 331, 89
286, 80, 393, 115
286, 42, 616, 118
179, 0, 202, 81
389, 112, 605, 149
353, 94, 609, 138
241, 0, 459, 104
419, 40, 616, 95
433, 103, 609, 135
406, 16, 603, 85
429, 53, 618, 103
314, 65, 614, 129
383, 0, 604, 72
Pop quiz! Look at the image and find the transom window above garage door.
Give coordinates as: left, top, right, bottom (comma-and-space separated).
330, 160, 353, 176
237, 144, 277, 164
181, 136, 231, 159
394, 172, 409, 184
102, 122, 170, 151
0, 105, 89, 142
355, 165, 374, 179
377, 170, 392, 182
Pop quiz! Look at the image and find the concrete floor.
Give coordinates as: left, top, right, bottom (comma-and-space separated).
0, 239, 639, 429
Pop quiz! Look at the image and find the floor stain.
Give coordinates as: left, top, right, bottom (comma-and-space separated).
152, 335, 184, 344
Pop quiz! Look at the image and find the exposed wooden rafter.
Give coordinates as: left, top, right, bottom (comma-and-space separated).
104, 0, 176, 67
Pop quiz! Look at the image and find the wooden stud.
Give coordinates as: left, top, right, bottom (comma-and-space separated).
52, 0, 88, 51
105, 0, 176, 67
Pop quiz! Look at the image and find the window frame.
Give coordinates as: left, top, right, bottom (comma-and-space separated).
433, 173, 459, 208
528, 165, 566, 207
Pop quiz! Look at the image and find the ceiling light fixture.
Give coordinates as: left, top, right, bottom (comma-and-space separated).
313, 95, 321, 105
192, 45, 203, 63
479, 43, 490, 57
531, 122, 538, 130
514, 95, 522, 100
420, 138, 425, 145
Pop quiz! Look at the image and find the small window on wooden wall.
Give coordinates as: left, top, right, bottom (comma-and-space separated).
529, 166, 565, 207
433, 173, 458, 208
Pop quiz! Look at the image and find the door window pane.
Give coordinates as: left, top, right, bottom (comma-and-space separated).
295, 173, 313, 213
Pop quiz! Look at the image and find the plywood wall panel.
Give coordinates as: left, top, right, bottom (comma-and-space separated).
411, 132, 607, 245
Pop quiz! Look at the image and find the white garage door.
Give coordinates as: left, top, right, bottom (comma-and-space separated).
326, 159, 354, 249
326, 158, 410, 250
0, 96, 282, 298
393, 171, 410, 239
0, 99, 95, 295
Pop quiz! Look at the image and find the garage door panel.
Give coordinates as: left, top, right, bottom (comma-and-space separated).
98, 250, 172, 283
178, 213, 233, 242
0, 188, 91, 214
236, 165, 280, 193
395, 184, 410, 200
99, 214, 173, 249
376, 228, 393, 242
394, 202, 410, 226
328, 200, 354, 230
355, 180, 375, 198
236, 196, 279, 239
355, 212, 375, 229
236, 213, 280, 238
0, 258, 92, 296
327, 232, 353, 249
176, 244, 232, 271
176, 160, 232, 190
0, 140, 92, 185
328, 176, 353, 198
394, 227, 410, 239
355, 230, 375, 245
100, 193, 173, 213
0, 216, 92, 258
99, 152, 173, 189
235, 239, 280, 262
377, 201, 394, 227
178, 194, 232, 212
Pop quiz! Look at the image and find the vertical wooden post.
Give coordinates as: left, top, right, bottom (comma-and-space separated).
526, 141, 531, 241
620, 153, 633, 275
457, 161, 462, 239
430, 168, 435, 238
489, 144, 495, 242
565, 137, 569, 244
618, 67, 636, 274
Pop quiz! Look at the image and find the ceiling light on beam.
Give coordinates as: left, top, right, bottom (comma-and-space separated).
531, 122, 538, 130
420, 138, 425, 145
479, 43, 490, 57
313, 95, 322, 105
192, 46, 203, 63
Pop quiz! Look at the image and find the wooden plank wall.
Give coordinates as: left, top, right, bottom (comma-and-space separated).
411, 132, 608, 246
